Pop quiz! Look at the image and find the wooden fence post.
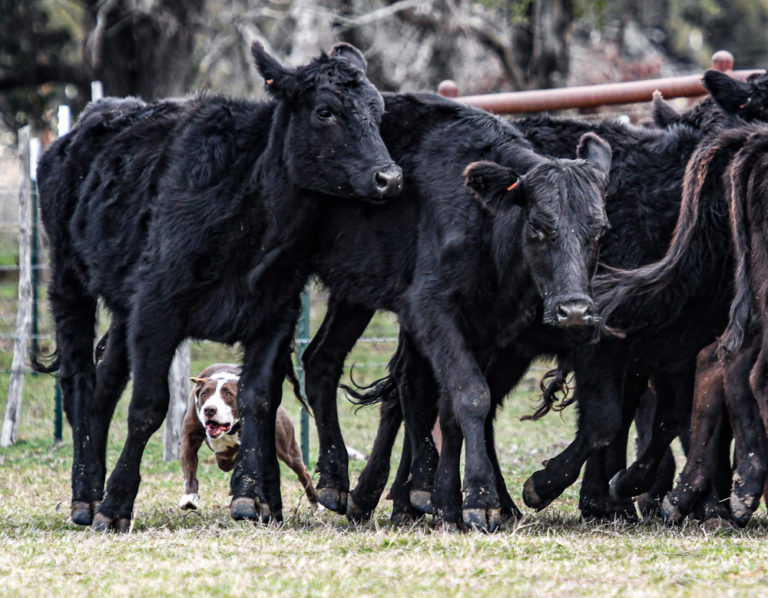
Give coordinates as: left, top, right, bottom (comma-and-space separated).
164, 340, 190, 461
2, 126, 33, 447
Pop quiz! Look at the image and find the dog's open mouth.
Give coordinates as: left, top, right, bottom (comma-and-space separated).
205, 420, 232, 438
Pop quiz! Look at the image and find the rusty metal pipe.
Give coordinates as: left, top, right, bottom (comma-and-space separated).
438, 51, 765, 115
454, 70, 762, 114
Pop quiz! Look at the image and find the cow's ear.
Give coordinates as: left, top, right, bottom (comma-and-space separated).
251, 41, 298, 101
651, 90, 682, 128
702, 70, 752, 114
464, 161, 524, 209
330, 42, 367, 72
577, 132, 611, 179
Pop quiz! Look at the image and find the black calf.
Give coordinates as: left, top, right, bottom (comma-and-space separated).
36, 42, 400, 530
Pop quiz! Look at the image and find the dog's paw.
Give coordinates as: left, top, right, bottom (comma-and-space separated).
179, 493, 200, 510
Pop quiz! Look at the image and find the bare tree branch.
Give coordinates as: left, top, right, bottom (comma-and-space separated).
334, 0, 437, 32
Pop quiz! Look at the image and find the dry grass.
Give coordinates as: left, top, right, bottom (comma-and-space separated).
2, 303, 768, 597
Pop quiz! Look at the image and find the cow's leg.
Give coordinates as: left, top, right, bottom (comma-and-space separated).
49, 269, 98, 526
90, 317, 130, 512
484, 346, 535, 522
661, 343, 727, 523
347, 394, 404, 522
484, 410, 522, 522
392, 334, 439, 515
430, 400, 464, 528
576, 366, 644, 521
92, 301, 184, 532
388, 434, 426, 524
610, 369, 693, 501
402, 303, 499, 532
303, 298, 373, 513
524, 347, 625, 511
229, 306, 299, 524
728, 336, 768, 526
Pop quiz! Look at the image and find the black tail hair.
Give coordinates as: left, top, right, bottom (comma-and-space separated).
594, 127, 753, 334
29, 348, 60, 374
718, 130, 768, 357
341, 368, 398, 408
285, 349, 312, 415
521, 364, 574, 421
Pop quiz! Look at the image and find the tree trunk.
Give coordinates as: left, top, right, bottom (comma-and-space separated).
82, 0, 205, 99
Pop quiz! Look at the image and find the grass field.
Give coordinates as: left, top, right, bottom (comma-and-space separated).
2, 291, 768, 597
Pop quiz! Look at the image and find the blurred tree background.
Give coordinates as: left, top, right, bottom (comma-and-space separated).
2, 0, 768, 136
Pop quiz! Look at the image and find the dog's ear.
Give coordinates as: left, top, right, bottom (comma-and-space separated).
190, 377, 209, 393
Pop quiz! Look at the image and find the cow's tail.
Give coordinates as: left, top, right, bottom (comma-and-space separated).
285, 350, 312, 415
29, 348, 60, 375
341, 369, 398, 408
521, 363, 574, 421
595, 127, 752, 336
718, 131, 768, 357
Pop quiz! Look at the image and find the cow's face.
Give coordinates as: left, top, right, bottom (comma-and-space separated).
465, 133, 612, 327
704, 69, 768, 123
191, 372, 240, 440
252, 42, 402, 202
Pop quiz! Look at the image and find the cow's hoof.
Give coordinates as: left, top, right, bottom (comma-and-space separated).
702, 517, 734, 532
116, 517, 132, 533
523, 477, 553, 511
608, 471, 625, 501
501, 502, 523, 523
346, 495, 372, 524
462, 508, 501, 533
317, 488, 348, 514
390, 509, 420, 526
660, 496, 685, 525
179, 493, 199, 510
91, 512, 114, 532
730, 491, 756, 527
260, 504, 282, 524
410, 490, 434, 514
230, 497, 259, 521
432, 519, 460, 533
635, 493, 660, 519
70, 501, 93, 526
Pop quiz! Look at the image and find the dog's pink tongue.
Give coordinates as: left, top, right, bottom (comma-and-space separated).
207, 422, 229, 437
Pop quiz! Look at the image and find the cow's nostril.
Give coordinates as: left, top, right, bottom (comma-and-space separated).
555, 300, 595, 326
375, 172, 388, 189
374, 166, 404, 197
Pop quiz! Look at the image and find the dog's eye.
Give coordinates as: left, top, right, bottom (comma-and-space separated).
225, 391, 233, 398
200, 391, 208, 399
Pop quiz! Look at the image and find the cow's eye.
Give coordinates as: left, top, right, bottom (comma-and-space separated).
529, 224, 546, 242
316, 108, 333, 120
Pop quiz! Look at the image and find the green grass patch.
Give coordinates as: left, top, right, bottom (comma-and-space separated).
1, 288, 768, 596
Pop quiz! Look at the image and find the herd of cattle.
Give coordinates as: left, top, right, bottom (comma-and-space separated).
31, 40, 768, 532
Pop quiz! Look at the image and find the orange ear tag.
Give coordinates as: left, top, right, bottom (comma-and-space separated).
506, 180, 520, 191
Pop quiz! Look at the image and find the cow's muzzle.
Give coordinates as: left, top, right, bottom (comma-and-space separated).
373, 164, 404, 198
553, 298, 600, 327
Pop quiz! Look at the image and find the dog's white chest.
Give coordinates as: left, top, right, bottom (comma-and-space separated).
207, 432, 240, 454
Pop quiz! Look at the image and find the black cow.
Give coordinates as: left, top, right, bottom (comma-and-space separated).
662, 124, 768, 525
36, 42, 402, 531
590, 124, 767, 525
302, 69, 768, 525
299, 91, 612, 531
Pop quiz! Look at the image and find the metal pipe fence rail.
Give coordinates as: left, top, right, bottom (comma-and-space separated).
0, 49, 754, 459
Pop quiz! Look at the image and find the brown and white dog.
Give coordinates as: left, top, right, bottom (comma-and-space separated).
179, 363, 317, 510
